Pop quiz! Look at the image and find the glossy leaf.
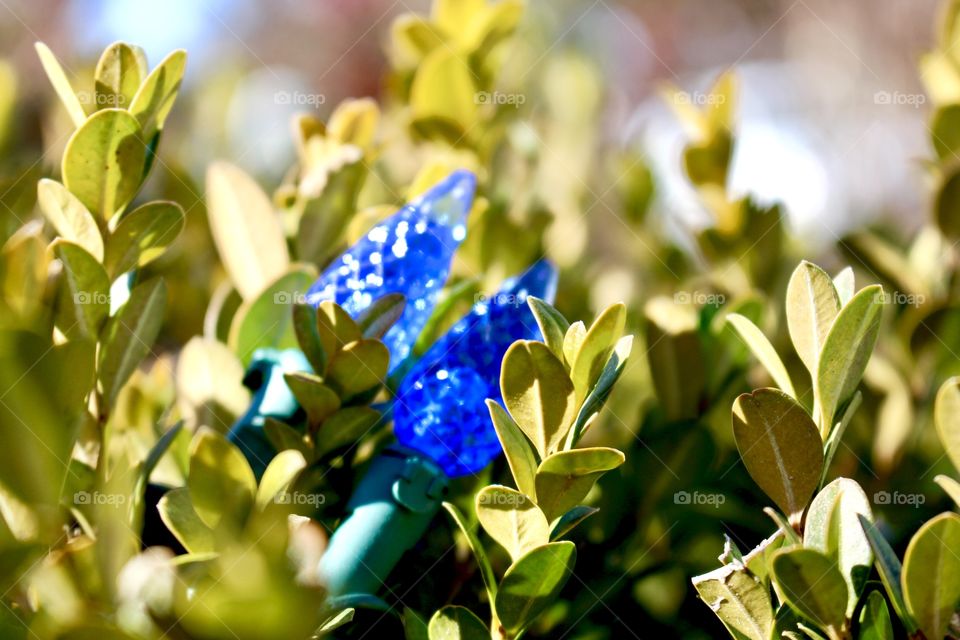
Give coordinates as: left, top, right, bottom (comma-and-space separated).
692, 563, 773, 640
52, 240, 109, 341
128, 49, 187, 138
206, 161, 290, 300
35, 42, 87, 127
104, 200, 185, 278
501, 340, 577, 458
803, 478, 873, 615
476, 485, 549, 562
816, 285, 883, 434
901, 512, 960, 640
858, 591, 894, 640
527, 296, 569, 361
726, 313, 795, 398
37, 179, 103, 261
98, 277, 166, 404
495, 541, 576, 635
785, 260, 840, 376
187, 429, 257, 530
569, 303, 626, 403
731, 389, 823, 521
487, 399, 538, 499
534, 447, 624, 522
771, 548, 847, 632
935, 377, 960, 473
427, 606, 488, 640
858, 515, 915, 633
62, 108, 146, 219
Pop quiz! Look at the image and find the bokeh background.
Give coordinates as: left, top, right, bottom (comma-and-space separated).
0, 1, 954, 638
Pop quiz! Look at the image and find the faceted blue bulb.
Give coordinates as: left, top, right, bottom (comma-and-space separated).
393, 259, 559, 477
305, 171, 476, 371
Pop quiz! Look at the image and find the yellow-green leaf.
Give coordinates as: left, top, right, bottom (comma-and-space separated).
771, 548, 847, 633
487, 399, 538, 499
785, 260, 840, 377
104, 200, 185, 278
476, 485, 549, 563
94, 42, 147, 111
187, 429, 257, 530
35, 42, 87, 127
206, 161, 290, 300
495, 541, 576, 635
52, 240, 109, 341
902, 512, 960, 640
570, 303, 625, 402
533, 447, 624, 522
731, 389, 823, 521
37, 179, 104, 261
62, 108, 146, 219
325, 339, 389, 398
501, 340, 577, 458
726, 313, 795, 398
157, 486, 215, 554
935, 377, 960, 473
129, 49, 187, 138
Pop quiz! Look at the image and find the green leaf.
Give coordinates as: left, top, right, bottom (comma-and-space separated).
785, 260, 840, 377
157, 486, 215, 554
94, 42, 146, 110
833, 267, 855, 306
816, 285, 883, 435
771, 548, 847, 632
691, 563, 773, 640
131, 421, 183, 533
98, 277, 166, 404
187, 429, 257, 530
803, 478, 873, 615
37, 179, 104, 261
534, 447, 624, 522
569, 303, 626, 403
427, 606, 488, 640
35, 42, 87, 127
229, 268, 316, 365
264, 418, 309, 457
565, 334, 632, 448
644, 297, 704, 421
442, 502, 497, 603
501, 340, 577, 458
325, 339, 389, 399
104, 200, 185, 278
549, 505, 598, 541
476, 485, 549, 563
937, 167, 960, 240
283, 372, 340, 427
357, 293, 406, 340
495, 541, 576, 635
562, 321, 586, 367
763, 507, 801, 546
318, 607, 354, 633
935, 377, 960, 473
316, 300, 362, 357
175, 337, 250, 430
403, 607, 430, 640
902, 512, 960, 640
486, 399, 538, 499
206, 161, 290, 300
731, 389, 823, 521
935, 474, 960, 509
725, 313, 795, 398
128, 49, 187, 138
62, 108, 146, 219
293, 303, 327, 374
315, 407, 383, 458
527, 296, 569, 361
858, 515, 915, 634
255, 449, 307, 510
52, 240, 109, 341
391, 15, 446, 69
858, 591, 893, 640
410, 50, 476, 136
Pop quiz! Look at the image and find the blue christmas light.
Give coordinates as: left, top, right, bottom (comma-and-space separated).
392, 259, 558, 477
305, 170, 476, 370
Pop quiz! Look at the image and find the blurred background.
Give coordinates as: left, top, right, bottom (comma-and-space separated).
0, 0, 941, 244
0, 1, 953, 638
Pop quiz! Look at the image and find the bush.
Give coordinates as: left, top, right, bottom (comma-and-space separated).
3, 0, 960, 638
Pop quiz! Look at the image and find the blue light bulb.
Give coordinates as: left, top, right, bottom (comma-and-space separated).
392, 259, 558, 477
305, 171, 476, 370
